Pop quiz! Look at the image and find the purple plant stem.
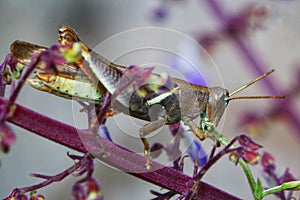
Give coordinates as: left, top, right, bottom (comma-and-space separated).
0, 98, 240, 200
95, 92, 111, 126
203, 0, 300, 141
187, 147, 237, 199
196, 137, 238, 181
0, 54, 40, 123
13, 157, 89, 194
0, 53, 13, 97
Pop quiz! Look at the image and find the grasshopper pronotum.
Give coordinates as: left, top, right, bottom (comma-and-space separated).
6, 26, 284, 169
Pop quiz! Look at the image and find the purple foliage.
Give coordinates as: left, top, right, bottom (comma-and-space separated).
261, 152, 296, 199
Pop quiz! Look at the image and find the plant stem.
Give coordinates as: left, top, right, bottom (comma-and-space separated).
17, 157, 90, 194
209, 130, 257, 195
0, 54, 40, 124
0, 53, 13, 97
262, 181, 300, 198
0, 98, 240, 200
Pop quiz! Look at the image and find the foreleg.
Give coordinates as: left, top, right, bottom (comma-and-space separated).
139, 118, 166, 170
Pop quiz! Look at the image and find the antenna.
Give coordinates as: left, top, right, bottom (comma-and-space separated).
228, 95, 285, 101
229, 69, 274, 97
228, 69, 286, 101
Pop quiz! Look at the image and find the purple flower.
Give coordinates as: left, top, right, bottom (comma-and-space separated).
151, 4, 168, 21
169, 122, 207, 166
260, 152, 297, 199
0, 53, 24, 85
187, 140, 207, 167
6, 193, 27, 200
112, 65, 154, 101
4, 189, 44, 200
279, 168, 295, 184
0, 123, 16, 153
122, 65, 154, 86
261, 152, 276, 174
235, 147, 260, 165
39, 42, 81, 73
72, 183, 86, 200
72, 178, 103, 200
40, 46, 66, 73
166, 39, 207, 86
238, 134, 263, 151
231, 134, 262, 165
30, 195, 44, 200
87, 178, 100, 192
261, 152, 295, 185
148, 2, 169, 22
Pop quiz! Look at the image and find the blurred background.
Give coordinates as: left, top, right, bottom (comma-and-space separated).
1, 0, 300, 199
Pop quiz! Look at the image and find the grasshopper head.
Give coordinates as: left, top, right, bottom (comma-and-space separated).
206, 69, 285, 128
207, 87, 229, 127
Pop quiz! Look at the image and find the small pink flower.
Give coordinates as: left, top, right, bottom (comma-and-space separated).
238, 134, 263, 151
87, 178, 100, 193
30, 194, 44, 200
236, 147, 260, 165
261, 152, 275, 174
5, 189, 28, 200
72, 178, 103, 200
232, 134, 262, 165
72, 183, 87, 200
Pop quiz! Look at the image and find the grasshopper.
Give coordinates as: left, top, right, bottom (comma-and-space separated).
6, 26, 284, 169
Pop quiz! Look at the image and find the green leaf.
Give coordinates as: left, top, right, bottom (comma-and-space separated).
254, 178, 263, 200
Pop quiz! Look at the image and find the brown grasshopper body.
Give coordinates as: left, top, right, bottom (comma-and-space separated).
10, 38, 227, 134
57, 26, 231, 134
7, 26, 284, 169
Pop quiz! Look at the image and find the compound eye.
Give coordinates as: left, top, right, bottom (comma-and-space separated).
225, 90, 229, 96
224, 90, 230, 105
